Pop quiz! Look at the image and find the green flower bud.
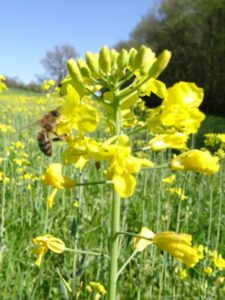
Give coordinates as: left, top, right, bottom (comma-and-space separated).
117, 49, 129, 74
133, 45, 147, 70
110, 49, 119, 71
140, 47, 156, 75
128, 48, 138, 67
67, 58, 84, 84
99, 45, 111, 74
148, 50, 172, 78
133, 46, 155, 74
86, 51, 100, 79
77, 58, 91, 78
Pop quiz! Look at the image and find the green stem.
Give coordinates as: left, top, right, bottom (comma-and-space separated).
215, 165, 223, 250
117, 250, 138, 279
117, 230, 152, 240
108, 89, 121, 300
207, 178, 214, 247
72, 171, 82, 294
108, 189, 121, 300
64, 247, 109, 258
176, 172, 189, 233
127, 125, 147, 136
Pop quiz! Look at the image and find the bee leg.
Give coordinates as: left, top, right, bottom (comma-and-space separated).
52, 133, 68, 142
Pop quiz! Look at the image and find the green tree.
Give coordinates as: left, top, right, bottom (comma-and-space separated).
116, 0, 225, 116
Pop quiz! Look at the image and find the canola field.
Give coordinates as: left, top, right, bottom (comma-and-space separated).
0, 46, 225, 300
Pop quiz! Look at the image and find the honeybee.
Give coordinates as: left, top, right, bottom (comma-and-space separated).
18, 108, 65, 157
37, 109, 62, 156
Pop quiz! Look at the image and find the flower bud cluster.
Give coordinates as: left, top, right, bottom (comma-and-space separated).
62, 46, 171, 101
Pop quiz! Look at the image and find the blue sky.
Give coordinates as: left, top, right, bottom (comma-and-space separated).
0, 0, 157, 83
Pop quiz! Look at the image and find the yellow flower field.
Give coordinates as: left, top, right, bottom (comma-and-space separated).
0, 46, 225, 299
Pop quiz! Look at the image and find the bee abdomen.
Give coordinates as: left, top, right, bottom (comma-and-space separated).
37, 131, 52, 156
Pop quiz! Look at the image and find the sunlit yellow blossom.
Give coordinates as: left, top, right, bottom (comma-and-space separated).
60, 84, 99, 133
133, 227, 154, 251
63, 135, 153, 197
161, 82, 205, 133
149, 133, 188, 151
217, 134, 225, 144
13, 158, 30, 166
148, 82, 205, 135
194, 244, 205, 260
62, 136, 95, 167
47, 188, 58, 208
134, 228, 199, 267
106, 136, 154, 197
139, 78, 167, 98
42, 163, 75, 207
22, 173, 32, 180
41, 79, 56, 91
162, 174, 176, 184
11, 141, 25, 149
213, 253, 225, 270
171, 150, 220, 175
32, 234, 65, 266
0, 172, 10, 183
0, 123, 15, 133
175, 267, 188, 280
204, 266, 213, 275
216, 148, 225, 159
153, 231, 199, 267
86, 281, 107, 296
167, 187, 187, 200
42, 163, 75, 189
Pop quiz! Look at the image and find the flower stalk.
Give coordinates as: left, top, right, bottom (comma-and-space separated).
108, 88, 122, 300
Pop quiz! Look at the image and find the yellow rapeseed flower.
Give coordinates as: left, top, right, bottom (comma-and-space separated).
166, 187, 187, 200
60, 84, 99, 133
194, 244, 205, 260
42, 163, 75, 189
175, 267, 188, 280
106, 137, 154, 197
162, 174, 176, 184
133, 228, 199, 267
42, 163, 75, 207
204, 266, 213, 275
32, 234, 65, 266
153, 231, 199, 267
171, 150, 220, 175
133, 227, 154, 251
0, 123, 15, 133
147, 82, 205, 135
86, 281, 107, 296
213, 252, 225, 270
161, 82, 205, 134
149, 133, 188, 151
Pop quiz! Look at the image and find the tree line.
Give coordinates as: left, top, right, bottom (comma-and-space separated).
116, 0, 225, 117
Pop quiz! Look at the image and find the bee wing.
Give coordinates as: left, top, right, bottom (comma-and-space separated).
16, 120, 41, 134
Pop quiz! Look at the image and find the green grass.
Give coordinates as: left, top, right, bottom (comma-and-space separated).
0, 89, 225, 299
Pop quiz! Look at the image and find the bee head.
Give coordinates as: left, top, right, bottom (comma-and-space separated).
50, 110, 60, 117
